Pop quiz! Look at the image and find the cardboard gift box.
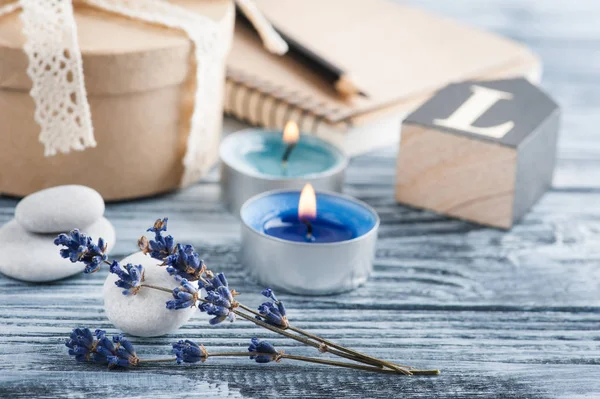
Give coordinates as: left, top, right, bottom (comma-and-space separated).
0, 0, 234, 200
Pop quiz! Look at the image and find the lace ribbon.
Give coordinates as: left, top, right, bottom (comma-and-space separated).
0, 0, 285, 186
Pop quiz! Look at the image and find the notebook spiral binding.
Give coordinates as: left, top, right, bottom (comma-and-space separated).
224, 67, 353, 134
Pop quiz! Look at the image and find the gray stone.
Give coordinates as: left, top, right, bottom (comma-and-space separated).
0, 217, 116, 282
15, 185, 105, 233
103, 251, 198, 337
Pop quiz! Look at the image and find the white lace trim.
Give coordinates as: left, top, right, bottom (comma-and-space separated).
19, 0, 95, 156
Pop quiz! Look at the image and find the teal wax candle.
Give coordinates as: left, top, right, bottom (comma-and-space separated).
221, 128, 345, 178
243, 133, 339, 177
219, 125, 347, 216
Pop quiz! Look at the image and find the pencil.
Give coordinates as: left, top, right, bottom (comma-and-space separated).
236, 6, 367, 98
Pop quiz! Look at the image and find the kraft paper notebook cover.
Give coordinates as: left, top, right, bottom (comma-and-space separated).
225, 0, 541, 155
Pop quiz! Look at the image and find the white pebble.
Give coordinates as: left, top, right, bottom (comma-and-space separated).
0, 217, 115, 282
103, 251, 198, 337
15, 185, 105, 233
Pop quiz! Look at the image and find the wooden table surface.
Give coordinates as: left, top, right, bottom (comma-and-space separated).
1, 1, 599, 398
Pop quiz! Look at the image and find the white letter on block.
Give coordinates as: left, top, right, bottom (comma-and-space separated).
433, 85, 515, 138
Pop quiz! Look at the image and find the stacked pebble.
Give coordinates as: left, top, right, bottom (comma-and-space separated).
0, 185, 116, 282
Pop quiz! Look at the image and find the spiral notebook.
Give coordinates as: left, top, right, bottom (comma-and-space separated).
224, 0, 541, 156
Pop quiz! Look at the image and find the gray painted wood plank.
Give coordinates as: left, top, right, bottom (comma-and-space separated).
1, 0, 600, 398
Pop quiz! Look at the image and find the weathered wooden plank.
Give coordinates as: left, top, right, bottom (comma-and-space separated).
2, 0, 600, 397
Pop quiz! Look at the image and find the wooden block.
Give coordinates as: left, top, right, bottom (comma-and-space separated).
396, 78, 560, 229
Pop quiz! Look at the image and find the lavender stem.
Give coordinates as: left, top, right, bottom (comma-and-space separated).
206, 351, 437, 375
287, 324, 414, 371
140, 284, 173, 294
237, 302, 412, 372
232, 309, 412, 375
139, 357, 178, 363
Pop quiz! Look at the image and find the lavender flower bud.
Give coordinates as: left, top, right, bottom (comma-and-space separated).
261, 288, 278, 302
198, 303, 235, 325
66, 328, 138, 369
166, 278, 198, 310
65, 327, 94, 362
163, 244, 205, 281
109, 261, 144, 296
209, 273, 229, 290
248, 338, 279, 363
198, 277, 238, 325
107, 356, 131, 368
205, 286, 232, 309
172, 340, 207, 364
140, 218, 176, 261
258, 301, 288, 328
113, 334, 137, 358
54, 230, 108, 273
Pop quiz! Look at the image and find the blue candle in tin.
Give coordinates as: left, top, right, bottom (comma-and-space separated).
240, 185, 380, 295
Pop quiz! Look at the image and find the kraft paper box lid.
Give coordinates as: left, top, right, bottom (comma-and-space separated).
0, 0, 233, 95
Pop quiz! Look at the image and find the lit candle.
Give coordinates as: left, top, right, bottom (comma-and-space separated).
263, 184, 354, 243
281, 120, 300, 166
240, 185, 379, 295
220, 122, 347, 216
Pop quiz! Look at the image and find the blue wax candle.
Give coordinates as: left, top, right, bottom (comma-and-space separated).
263, 211, 355, 243
240, 189, 380, 295
221, 130, 346, 178
242, 190, 378, 244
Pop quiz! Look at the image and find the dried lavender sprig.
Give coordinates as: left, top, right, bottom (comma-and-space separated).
138, 221, 386, 366
132, 281, 413, 374
65, 328, 186, 366
57, 221, 437, 374
234, 302, 380, 366
256, 289, 412, 371
234, 301, 412, 371
140, 283, 412, 373
55, 230, 107, 273
139, 276, 404, 372
152, 281, 410, 373
138, 218, 206, 281
175, 338, 439, 375
54, 231, 147, 297
231, 307, 412, 375
65, 328, 139, 369
286, 324, 415, 371
192, 351, 423, 374
137, 219, 416, 374
172, 339, 208, 364
138, 219, 431, 374
65, 330, 438, 375
162, 281, 392, 370
202, 300, 405, 371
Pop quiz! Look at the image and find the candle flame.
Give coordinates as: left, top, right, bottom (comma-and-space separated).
298, 184, 317, 220
282, 120, 300, 144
